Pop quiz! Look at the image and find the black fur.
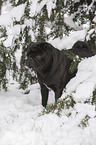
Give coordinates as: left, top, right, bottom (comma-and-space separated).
71, 41, 92, 57
27, 41, 92, 107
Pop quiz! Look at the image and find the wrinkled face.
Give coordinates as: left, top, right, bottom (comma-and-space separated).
26, 42, 52, 72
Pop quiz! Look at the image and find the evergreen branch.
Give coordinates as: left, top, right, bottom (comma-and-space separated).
62, 49, 76, 60
78, 115, 91, 128
62, 49, 81, 73
40, 95, 76, 117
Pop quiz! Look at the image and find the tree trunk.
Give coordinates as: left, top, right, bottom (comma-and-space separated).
0, 0, 2, 15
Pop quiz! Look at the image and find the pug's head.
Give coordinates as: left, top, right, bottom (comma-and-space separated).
26, 42, 53, 72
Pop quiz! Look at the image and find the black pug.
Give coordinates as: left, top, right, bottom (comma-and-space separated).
26, 41, 92, 107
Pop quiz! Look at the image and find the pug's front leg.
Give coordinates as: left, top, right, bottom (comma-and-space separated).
40, 84, 49, 107
55, 89, 63, 103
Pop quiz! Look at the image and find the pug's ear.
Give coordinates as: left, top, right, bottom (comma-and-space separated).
37, 42, 54, 52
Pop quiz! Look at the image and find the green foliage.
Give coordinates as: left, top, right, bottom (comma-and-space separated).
10, 0, 27, 6
62, 50, 81, 73
84, 89, 96, 111
0, 26, 7, 39
0, 60, 7, 91
41, 95, 76, 116
78, 115, 91, 128
67, 0, 95, 25
49, 0, 72, 39
0, 41, 16, 90
32, 5, 48, 41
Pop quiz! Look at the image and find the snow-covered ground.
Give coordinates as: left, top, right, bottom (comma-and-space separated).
0, 66, 96, 145
0, 2, 96, 145
0, 67, 96, 145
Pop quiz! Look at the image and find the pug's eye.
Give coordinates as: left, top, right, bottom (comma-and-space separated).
35, 55, 41, 60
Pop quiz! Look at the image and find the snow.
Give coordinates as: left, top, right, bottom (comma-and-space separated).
64, 14, 82, 30
0, 4, 25, 26
50, 29, 87, 49
0, 85, 96, 145
0, 2, 96, 145
30, 0, 56, 18
0, 3, 26, 47
65, 56, 96, 102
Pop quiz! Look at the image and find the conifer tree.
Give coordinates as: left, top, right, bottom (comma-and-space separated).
0, 0, 95, 90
